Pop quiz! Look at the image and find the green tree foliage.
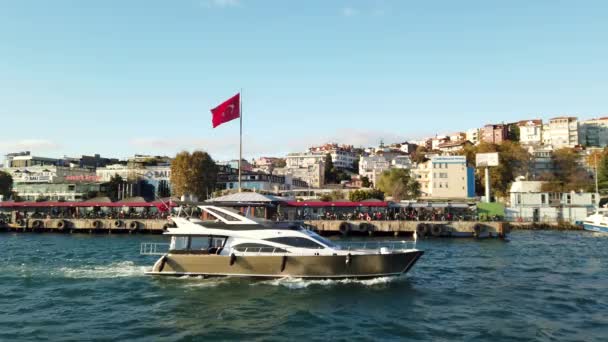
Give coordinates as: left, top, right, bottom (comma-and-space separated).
104, 174, 124, 201
540, 148, 594, 192
170, 151, 218, 200
459, 141, 531, 198
376, 168, 421, 201
0, 171, 13, 200
595, 150, 608, 192
324, 153, 335, 184
348, 189, 385, 202
411, 146, 429, 164
273, 158, 287, 168
323, 153, 353, 184
507, 124, 520, 142
360, 176, 371, 188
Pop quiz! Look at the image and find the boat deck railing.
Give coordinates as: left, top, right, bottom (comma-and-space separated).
140, 241, 417, 256
232, 241, 416, 256
140, 242, 170, 255
338, 241, 416, 252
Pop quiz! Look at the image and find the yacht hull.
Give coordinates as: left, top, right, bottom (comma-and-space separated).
145, 250, 424, 279
583, 224, 608, 233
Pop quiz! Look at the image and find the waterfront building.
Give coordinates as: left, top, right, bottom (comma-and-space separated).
466, 128, 481, 145
481, 124, 508, 144
518, 119, 543, 145
546, 116, 579, 148
8, 166, 98, 184
359, 155, 390, 187
506, 179, 598, 223
437, 140, 472, 153
4, 151, 61, 168
412, 156, 475, 199
12, 182, 103, 202
308, 143, 357, 170
285, 152, 325, 169
218, 159, 253, 172
391, 155, 413, 169
96, 164, 172, 196
528, 146, 554, 178
430, 136, 449, 150
579, 117, 608, 147
217, 172, 308, 192
392, 142, 417, 154
274, 161, 325, 188
448, 132, 467, 142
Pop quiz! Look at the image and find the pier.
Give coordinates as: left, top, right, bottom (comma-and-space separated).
0, 217, 510, 238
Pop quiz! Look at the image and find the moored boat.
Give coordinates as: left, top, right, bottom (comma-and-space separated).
582, 209, 608, 233
141, 205, 424, 279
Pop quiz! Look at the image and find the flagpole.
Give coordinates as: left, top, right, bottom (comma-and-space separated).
238, 89, 243, 192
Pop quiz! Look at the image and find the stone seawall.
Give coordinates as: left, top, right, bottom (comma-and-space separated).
304, 220, 510, 238
2, 218, 170, 234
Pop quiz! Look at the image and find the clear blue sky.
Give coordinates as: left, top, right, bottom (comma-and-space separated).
1, 0, 607, 161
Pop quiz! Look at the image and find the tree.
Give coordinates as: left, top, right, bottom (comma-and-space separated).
459, 141, 531, 198
273, 158, 287, 168
170, 150, 218, 200
411, 146, 429, 164
157, 180, 172, 198
104, 174, 124, 201
324, 153, 335, 184
596, 150, 608, 192
349, 189, 385, 202
0, 171, 13, 200
540, 148, 595, 192
361, 176, 371, 188
376, 168, 421, 201
138, 179, 156, 201
329, 190, 345, 201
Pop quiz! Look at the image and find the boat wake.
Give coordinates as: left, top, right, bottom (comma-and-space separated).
254, 276, 406, 289
59, 261, 148, 279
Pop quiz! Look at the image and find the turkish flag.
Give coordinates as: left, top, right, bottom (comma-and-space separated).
211, 93, 240, 128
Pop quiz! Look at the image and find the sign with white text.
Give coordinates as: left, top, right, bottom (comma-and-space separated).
476, 153, 499, 167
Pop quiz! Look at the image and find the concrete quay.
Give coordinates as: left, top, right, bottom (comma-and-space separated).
0, 217, 510, 238
1, 218, 171, 234
304, 220, 510, 238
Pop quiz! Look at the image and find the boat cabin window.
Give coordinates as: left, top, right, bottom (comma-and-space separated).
264, 237, 324, 249
170, 236, 226, 252
232, 243, 288, 253
170, 236, 189, 250
206, 208, 241, 221
190, 237, 211, 250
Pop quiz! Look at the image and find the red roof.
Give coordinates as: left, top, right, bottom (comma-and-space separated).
0, 201, 177, 208
286, 201, 389, 208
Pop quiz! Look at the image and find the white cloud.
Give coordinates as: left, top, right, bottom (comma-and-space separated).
130, 128, 433, 161
0, 139, 61, 153
203, 0, 241, 8
341, 7, 359, 17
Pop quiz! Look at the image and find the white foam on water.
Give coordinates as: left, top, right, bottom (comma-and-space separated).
180, 277, 232, 288
59, 261, 149, 279
254, 276, 404, 289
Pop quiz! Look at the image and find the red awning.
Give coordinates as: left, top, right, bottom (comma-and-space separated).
285, 201, 389, 208
0, 201, 177, 208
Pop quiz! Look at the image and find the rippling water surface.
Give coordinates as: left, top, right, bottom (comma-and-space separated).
1, 231, 607, 341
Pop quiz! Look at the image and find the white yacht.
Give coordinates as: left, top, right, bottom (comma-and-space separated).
583, 209, 608, 233
141, 205, 424, 279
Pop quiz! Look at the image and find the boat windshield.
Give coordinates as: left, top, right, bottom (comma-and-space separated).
307, 232, 338, 249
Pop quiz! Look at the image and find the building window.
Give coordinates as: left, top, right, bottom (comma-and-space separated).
541, 194, 546, 204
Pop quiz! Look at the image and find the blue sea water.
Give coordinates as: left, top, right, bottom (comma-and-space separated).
0, 231, 606, 341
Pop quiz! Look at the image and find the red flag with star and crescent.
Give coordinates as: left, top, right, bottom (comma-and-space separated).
211, 93, 240, 128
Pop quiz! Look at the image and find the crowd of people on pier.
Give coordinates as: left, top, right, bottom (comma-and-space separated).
289, 208, 483, 222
